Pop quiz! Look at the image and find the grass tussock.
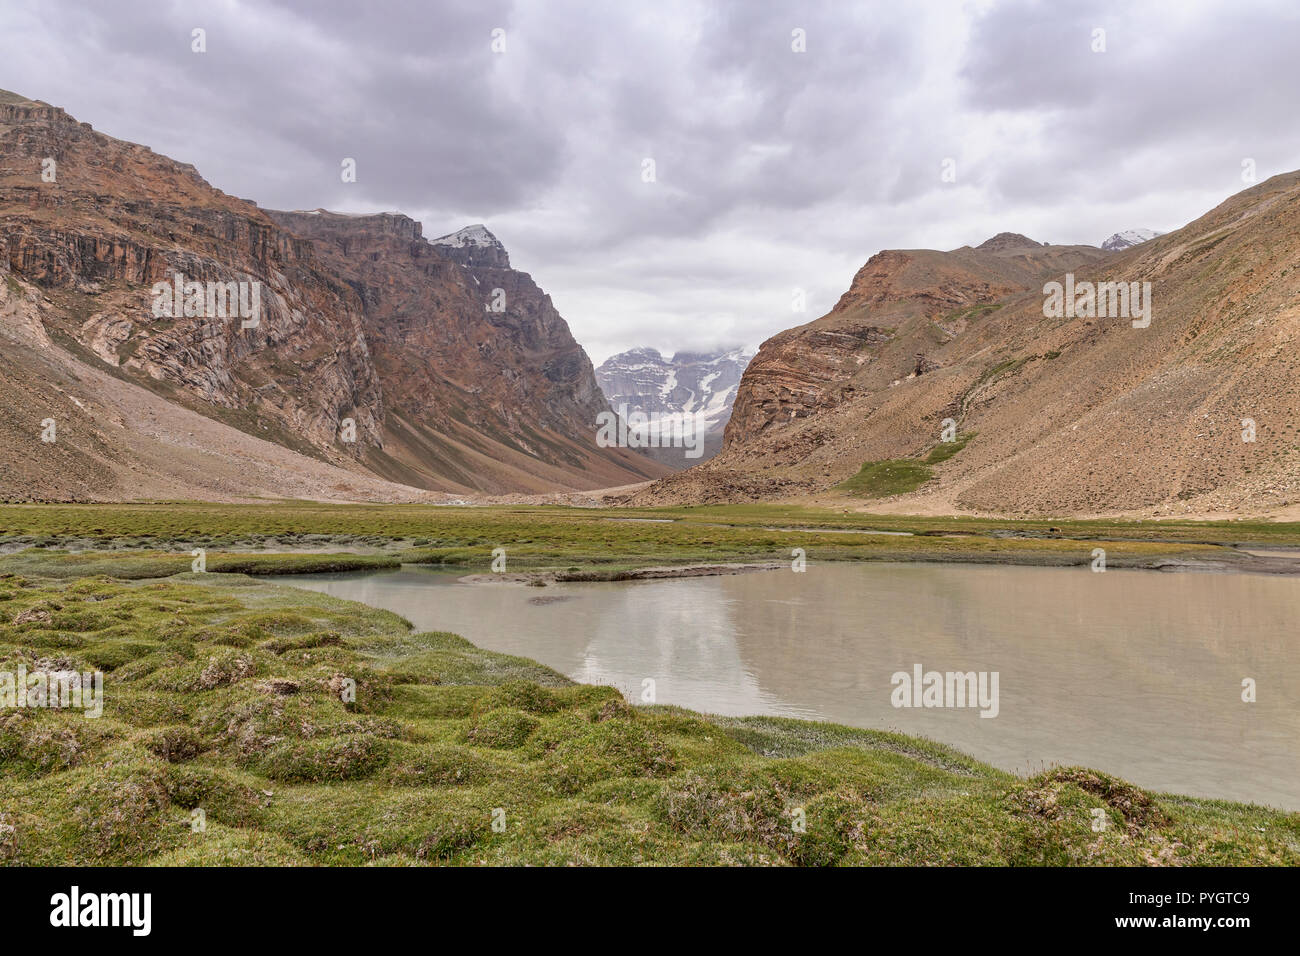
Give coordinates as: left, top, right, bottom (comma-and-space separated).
0, 568, 1295, 866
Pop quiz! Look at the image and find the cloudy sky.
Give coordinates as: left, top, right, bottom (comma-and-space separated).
3, 0, 1298, 364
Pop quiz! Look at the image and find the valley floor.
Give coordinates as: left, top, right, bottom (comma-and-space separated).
1, 502, 1297, 865
6, 500, 1300, 575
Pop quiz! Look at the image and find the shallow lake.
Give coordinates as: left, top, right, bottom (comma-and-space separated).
274, 562, 1300, 809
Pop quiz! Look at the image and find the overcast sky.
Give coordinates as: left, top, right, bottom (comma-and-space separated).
3, 0, 1298, 364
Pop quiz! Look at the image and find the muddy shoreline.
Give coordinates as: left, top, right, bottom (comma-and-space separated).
458, 562, 786, 585
455, 550, 1300, 584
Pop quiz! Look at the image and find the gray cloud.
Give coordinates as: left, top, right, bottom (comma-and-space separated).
1, 0, 1297, 364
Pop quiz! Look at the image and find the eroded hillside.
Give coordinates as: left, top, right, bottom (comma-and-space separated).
634, 177, 1300, 517
0, 91, 664, 501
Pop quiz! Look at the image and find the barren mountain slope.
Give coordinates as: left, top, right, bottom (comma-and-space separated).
0, 277, 445, 503
633, 175, 1300, 516
0, 91, 663, 499
724, 234, 1109, 446
0, 93, 385, 465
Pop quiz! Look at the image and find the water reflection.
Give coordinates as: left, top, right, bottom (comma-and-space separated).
275, 562, 1300, 809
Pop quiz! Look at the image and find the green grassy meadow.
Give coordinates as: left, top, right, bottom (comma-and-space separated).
1, 502, 1297, 865
3, 500, 1294, 577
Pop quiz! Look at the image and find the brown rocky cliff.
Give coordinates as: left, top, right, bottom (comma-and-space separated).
264, 211, 663, 492
0, 91, 666, 496
724, 239, 1104, 450
0, 93, 384, 461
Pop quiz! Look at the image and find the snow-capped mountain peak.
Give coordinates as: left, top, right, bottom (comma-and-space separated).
595, 346, 755, 464
1101, 228, 1163, 251
428, 224, 510, 268
431, 223, 497, 248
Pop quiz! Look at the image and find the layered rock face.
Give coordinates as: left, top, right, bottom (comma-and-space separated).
0, 93, 384, 464
0, 91, 664, 499
265, 211, 662, 492
723, 236, 1108, 449
634, 183, 1300, 516
595, 346, 753, 465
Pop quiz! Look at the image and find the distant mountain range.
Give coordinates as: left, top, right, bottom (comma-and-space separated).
595, 347, 754, 465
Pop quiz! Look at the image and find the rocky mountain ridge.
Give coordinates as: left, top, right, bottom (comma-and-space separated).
0, 90, 666, 500
632, 181, 1300, 517
723, 235, 1109, 448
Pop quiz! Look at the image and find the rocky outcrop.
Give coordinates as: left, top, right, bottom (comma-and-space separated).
725, 323, 892, 443
0, 93, 384, 461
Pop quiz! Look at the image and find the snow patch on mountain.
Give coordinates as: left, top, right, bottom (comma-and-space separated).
430, 223, 499, 248
595, 346, 755, 464
427, 224, 511, 268
1102, 228, 1163, 251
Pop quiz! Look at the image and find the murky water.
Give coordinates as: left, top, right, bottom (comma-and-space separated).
275, 562, 1300, 809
